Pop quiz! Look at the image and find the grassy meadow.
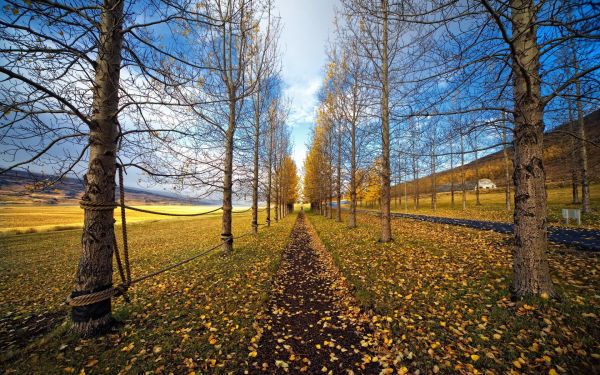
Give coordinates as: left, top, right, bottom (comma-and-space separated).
361, 184, 600, 229
0, 208, 295, 374
0, 204, 223, 235
309, 211, 600, 374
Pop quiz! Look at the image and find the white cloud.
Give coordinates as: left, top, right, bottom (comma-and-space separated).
274, 0, 338, 167
285, 78, 322, 125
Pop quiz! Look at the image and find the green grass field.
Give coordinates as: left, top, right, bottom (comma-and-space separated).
0, 205, 224, 235
309, 211, 600, 374
361, 184, 600, 229
0, 208, 295, 374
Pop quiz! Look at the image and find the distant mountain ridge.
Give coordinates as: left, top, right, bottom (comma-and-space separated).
0, 169, 210, 205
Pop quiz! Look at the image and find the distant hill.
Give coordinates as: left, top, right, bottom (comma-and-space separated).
0, 170, 205, 205
394, 109, 600, 195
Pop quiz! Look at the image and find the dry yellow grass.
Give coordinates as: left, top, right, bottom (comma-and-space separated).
0, 204, 224, 234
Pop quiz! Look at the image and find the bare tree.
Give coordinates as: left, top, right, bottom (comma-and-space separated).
382, 0, 598, 297
572, 44, 590, 213
0, 0, 228, 335
339, 0, 410, 242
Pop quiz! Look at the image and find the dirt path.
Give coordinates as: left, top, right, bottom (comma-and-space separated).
250, 211, 379, 374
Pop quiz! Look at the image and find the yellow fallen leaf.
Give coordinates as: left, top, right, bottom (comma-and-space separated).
471, 354, 480, 361
249, 351, 257, 358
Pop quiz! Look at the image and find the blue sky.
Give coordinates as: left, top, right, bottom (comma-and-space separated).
276, 0, 338, 173
0, 0, 337, 195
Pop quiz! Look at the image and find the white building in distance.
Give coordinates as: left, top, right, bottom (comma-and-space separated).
477, 178, 497, 190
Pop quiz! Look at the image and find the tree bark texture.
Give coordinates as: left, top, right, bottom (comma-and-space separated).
379, 0, 392, 242
71, 0, 124, 336
510, 0, 553, 297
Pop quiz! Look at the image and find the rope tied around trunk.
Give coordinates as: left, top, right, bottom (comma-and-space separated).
67, 164, 260, 307
221, 233, 234, 244
68, 164, 131, 307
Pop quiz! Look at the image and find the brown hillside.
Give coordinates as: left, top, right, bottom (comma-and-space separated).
394, 109, 600, 196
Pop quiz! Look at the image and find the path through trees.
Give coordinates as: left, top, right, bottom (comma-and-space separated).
250, 211, 379, 374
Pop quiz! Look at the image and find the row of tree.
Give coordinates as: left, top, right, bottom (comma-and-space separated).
304, 0, 598, 298
1, 0, 297, 336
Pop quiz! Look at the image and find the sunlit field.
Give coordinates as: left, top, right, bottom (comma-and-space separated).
358, 184, 600, 229
0, 204, 224, 235
0, 209, 294, 373
309, 211, 600, 374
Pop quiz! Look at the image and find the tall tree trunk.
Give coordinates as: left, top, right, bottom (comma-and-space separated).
379, 0, 392, 242
404, 173, 408, 212
412, 170, 417, 210
266, 113, 273, 227
282, 174, 287, 218
431, 152, 437, 211
71, 0, 124, 336
221, 99, 235, 254
328, 135, 334, 220
251, 86, 261, 234
275, 167, 279, 222
567, 101, 579, 204
461, 132, 466, 210
397, 161, 402, 210
474, 137, 481, 206
349, 119, 357, 228
510, 0, 553, 297
573, 48, 590, 213
414, 169, 419, 209
336, 122, 342, 222
502, 111, 511, 210
450, 135, 455, 208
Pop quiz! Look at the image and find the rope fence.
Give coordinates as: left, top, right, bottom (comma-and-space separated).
67, 163, 273, 308
125, 205, 223, 216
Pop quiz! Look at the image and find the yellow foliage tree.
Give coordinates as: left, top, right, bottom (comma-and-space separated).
303, 106, 333, 210
279, 155, 299, 205
363, 159, 382, 206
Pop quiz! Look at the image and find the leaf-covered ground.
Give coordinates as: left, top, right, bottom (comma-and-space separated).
308, 211, 600, 374
0, 210, 295, 374
250, 212, 380, 374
